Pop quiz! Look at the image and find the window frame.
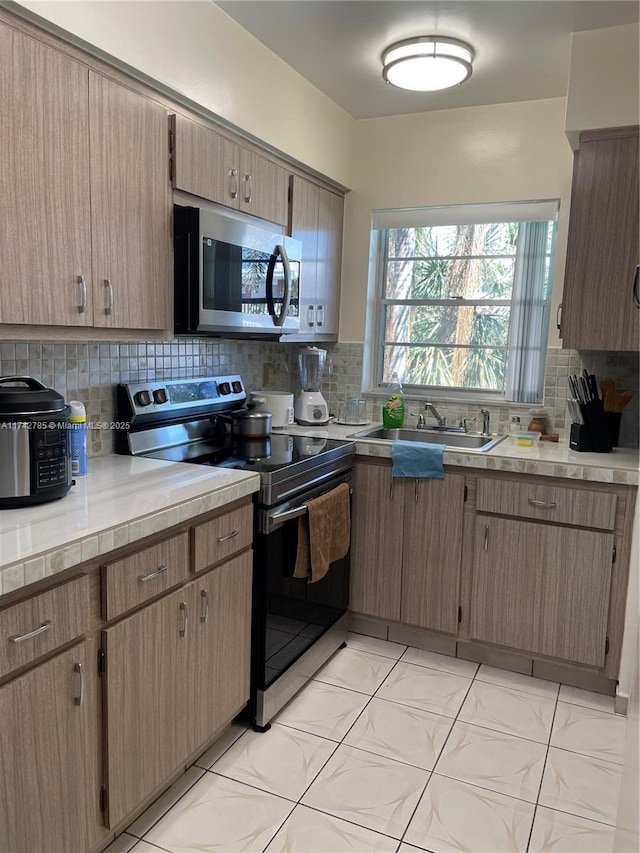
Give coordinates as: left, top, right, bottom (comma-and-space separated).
371, 204, 558, 403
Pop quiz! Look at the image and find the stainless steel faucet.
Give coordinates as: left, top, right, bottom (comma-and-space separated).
423, 402, 446, 429
480, 408, 491, 436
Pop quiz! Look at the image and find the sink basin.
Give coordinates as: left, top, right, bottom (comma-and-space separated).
347, 426, 507, 452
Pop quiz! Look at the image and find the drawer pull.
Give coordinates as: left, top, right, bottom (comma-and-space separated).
9, 620, 53, 643
179, 601, 188, 637
74, 662, 84, 707
200, 589, 209, 624
528, 499, 557, 509
138, 564, 169, 583
484, 525, 489, 551
217, 529, 240, 543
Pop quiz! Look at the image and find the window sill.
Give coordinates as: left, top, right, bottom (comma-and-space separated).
362, 389, 539, 409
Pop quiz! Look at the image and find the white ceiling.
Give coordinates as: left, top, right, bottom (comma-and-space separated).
215, 1, 639, 119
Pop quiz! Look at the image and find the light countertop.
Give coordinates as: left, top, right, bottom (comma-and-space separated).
2, 426, 637, 598
0, 456, 259, 596
277, 423, 639, 485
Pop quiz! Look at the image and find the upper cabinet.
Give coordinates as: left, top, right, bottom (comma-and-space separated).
560, 126, 639, 351
89, 74, 170, 330
0, 22, 171, 331
290, 175, 344, 340
0, 25, 92, 327
172, 114, 290, 227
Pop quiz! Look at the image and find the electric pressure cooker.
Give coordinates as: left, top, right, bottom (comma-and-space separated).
0, 377, 72, 508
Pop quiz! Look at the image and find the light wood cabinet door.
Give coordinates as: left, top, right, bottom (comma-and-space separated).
315, 186, 343, 337
102, 584, 190, 827
0, 641, 101, 853
350, 461, 404, 621
561, 126, 639, 351
470, 516, 613, 667
89, 73, 170, 330
290, 176, 344, 339
190, 551, 252, 752
401, 474, 465, 634
239, 148, 290, 226
0, 24, 92, 326
172, 114, 240, 207
291, 175, 320, 334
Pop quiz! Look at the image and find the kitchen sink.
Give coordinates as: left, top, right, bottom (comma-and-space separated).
347, 426, 507, 452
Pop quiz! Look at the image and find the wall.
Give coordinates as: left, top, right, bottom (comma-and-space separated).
340, 97, 573, 345
565, 23, 639, 145
16, 0, 356, 187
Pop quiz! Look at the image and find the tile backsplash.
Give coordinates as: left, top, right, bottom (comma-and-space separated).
0, 339, 637, 455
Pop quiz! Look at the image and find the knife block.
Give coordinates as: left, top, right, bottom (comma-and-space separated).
571, 399, 612, 453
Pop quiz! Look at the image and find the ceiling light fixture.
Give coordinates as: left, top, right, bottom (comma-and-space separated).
382, 36, 475, 92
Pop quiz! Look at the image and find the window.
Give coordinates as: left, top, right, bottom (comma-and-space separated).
372, 200, 559, 403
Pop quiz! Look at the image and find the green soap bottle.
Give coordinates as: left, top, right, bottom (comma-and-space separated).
382, 372, 405, 428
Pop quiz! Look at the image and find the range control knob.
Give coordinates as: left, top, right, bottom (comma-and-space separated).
313, 407, 324, 420
218, 382, 231, 395
232, 381, 243, 394
134, 390, 152, 407
153, 388, 168, 404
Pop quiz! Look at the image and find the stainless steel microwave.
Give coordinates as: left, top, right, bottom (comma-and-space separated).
174, 201, 302, 337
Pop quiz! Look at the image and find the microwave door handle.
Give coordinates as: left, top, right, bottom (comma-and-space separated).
266, 245, 291, 327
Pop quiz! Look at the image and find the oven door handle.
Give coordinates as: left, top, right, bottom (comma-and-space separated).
266, 504, 308, 532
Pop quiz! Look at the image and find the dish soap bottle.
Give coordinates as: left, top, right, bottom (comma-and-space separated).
382, 373, 405, 428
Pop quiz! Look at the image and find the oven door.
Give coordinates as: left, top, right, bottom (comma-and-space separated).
253, 472, 352, 693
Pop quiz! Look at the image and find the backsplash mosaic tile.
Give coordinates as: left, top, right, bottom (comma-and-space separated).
0, 340, 637, 455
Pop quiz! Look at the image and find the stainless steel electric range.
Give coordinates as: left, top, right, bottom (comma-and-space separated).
116, 375, 355, 730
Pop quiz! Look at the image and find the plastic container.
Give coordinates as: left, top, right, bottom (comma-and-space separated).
512, 431, 541, 447
69, 400, 87, 476
382, 373, 405, 428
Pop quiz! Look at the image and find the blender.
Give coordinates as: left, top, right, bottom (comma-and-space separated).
294, 347, 329, 425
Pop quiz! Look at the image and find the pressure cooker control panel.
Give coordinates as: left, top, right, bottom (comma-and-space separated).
32, 426, 70, 490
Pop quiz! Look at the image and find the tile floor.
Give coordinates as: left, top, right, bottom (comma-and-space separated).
106, 632, 627, 853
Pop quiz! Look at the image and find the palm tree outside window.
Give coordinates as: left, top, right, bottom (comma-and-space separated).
373, 200, 559, 403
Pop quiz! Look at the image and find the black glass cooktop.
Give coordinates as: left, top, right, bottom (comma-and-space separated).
144, 432, 352, 474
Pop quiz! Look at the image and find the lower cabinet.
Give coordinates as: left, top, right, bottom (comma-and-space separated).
103, 551, 252, 829
350, 460, 634, 681
350, 459, 464, 633
0, 641, 101, 853
470, 516, 613, 667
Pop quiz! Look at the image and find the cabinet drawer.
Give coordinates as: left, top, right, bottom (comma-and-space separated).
192, 503, 253, 573
476, 477, 617, 530
102, 533, 190, 621
0, 576, 90, 679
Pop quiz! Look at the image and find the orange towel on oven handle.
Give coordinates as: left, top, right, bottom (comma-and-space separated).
293, 482, 351, 583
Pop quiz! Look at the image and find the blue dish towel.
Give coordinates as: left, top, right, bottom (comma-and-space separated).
391, 440, 445, 479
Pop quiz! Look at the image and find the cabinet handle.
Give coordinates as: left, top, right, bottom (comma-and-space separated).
244, 174, 252, 203
9, 620, 53, 643
217, 529, 240, 543
528, 499, 557, 509
414, 478, 419, 503
316, 305, 324, 327
138, 563, 168, 583
200, 589, 209, 624
307, 305, 315, 327
74, 662, 84, 707
179, 601, 188, 637
633, 265, 640, 308
77, 275, 87, 314
389, 476, 394, 499
484, 525, 489, 551
229, 168, 239, 200
104, 279, 113, 316
556, 303, 562, 331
